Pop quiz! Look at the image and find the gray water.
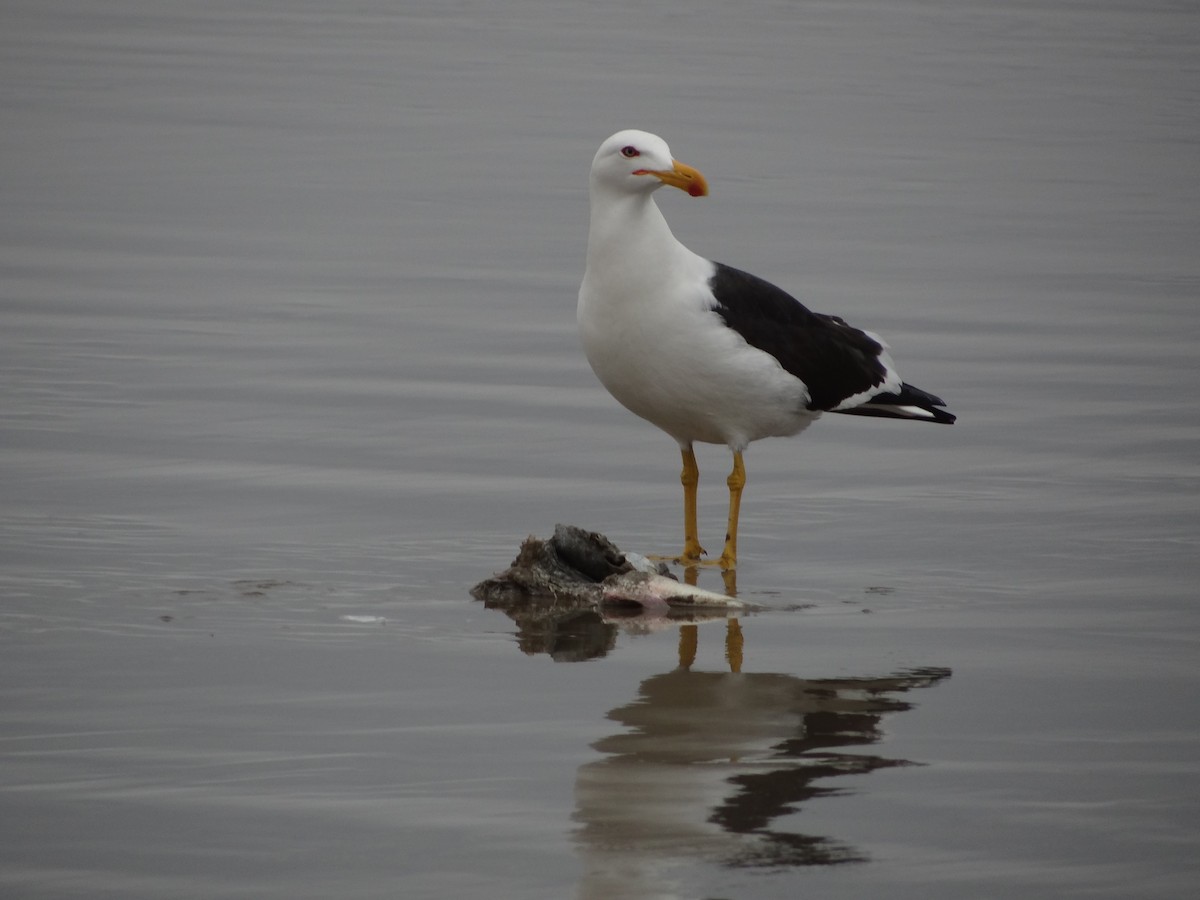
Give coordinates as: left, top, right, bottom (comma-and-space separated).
2, 1, 1198, 898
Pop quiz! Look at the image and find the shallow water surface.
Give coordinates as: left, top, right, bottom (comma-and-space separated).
2, 2, 1198, 898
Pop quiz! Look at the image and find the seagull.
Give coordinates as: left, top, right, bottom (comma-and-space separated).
578, 129, 955, 570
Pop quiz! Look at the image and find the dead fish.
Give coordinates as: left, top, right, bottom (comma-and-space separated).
471, 524, 751, 611
600, 570, 748, 611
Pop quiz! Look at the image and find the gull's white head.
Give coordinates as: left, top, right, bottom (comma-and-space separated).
589, 129, 708, 198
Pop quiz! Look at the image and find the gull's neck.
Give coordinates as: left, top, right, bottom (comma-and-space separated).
587, 190, 681, 268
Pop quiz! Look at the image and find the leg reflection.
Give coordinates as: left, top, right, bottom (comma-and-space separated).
677, 624, 698, 671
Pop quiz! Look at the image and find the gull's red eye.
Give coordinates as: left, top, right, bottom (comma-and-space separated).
620, 146, 640, 158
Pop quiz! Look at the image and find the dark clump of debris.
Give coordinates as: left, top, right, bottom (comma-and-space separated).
471, 524, 746, 612
470, 525, 748, 662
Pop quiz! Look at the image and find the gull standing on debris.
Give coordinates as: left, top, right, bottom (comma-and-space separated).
578, 129, 955, 570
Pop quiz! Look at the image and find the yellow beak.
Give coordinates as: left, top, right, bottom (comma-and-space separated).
636, 160, 709, 197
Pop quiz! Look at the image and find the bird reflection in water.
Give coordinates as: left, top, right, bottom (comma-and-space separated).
476, 584, 949, 896
578, 628, 945, 897
575, 640, 948, 898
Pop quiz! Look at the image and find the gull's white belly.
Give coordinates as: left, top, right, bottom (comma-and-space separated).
579, 297, 816, 450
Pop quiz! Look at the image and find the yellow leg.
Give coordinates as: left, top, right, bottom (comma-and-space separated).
719, 567, 737, 597
679, 446, 706, 563
716, 451, 746, 570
